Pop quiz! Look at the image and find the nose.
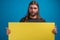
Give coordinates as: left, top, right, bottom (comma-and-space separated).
32, 8, 34, 12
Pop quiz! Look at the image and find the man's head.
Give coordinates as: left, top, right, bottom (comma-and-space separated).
24, 1, 40, 21
28, 1, 39, 17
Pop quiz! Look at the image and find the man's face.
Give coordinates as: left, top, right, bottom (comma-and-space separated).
29, 4, 38, 16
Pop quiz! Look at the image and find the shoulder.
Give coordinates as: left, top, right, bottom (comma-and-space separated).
20, 17, 26, 22
39, 18, 46, 22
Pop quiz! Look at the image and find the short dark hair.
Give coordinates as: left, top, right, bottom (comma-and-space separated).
29, 1, 39, 8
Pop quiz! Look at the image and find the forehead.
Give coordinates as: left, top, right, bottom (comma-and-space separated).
29, 4, 38, 8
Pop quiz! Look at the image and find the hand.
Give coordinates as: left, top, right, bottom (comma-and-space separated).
52, 27, 57, 34
6, 28, 11, 35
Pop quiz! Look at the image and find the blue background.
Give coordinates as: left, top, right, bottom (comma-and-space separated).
0, 0, 60, 40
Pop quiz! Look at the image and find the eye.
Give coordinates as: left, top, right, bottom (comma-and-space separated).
30, 7, 33, 9
34, 7, 37, 9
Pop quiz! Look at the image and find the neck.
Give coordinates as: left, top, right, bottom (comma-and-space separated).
29, 15, 37, 19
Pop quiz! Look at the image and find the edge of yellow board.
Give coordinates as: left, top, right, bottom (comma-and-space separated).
8, 22, 55, 40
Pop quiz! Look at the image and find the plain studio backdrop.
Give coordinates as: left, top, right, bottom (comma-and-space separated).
0, 0, 60, 40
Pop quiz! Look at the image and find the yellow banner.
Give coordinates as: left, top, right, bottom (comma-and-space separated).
8, 22, 55, 40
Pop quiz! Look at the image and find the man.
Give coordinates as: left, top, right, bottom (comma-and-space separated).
20, 1, 45, 22
7, 1, 57, 35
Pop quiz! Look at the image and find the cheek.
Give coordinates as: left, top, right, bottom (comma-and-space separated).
34, 9, 38, 13
29, 9, 32, 13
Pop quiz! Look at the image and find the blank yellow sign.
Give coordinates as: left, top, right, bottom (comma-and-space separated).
8, 22, 55, 40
